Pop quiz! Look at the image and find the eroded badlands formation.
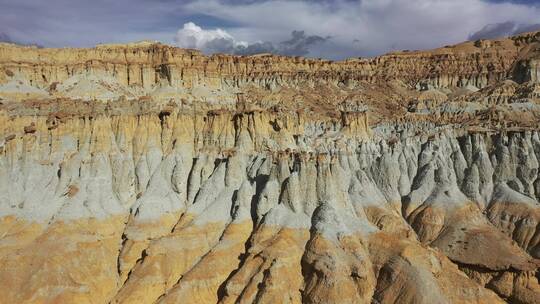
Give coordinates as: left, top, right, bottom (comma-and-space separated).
0, 31, 539, 304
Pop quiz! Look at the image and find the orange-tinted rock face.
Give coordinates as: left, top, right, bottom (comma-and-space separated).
0, 216, 126, 304
0, 32, 540, 304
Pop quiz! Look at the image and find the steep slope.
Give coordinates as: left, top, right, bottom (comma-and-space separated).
0, 32, 539, 304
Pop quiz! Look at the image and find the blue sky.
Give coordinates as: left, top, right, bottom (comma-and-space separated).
1, 0, 539, 59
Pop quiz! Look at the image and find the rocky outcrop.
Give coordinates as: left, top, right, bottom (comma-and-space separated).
0, 31, 538, 103
0, 103, 539, 303
0, 32, 540, 304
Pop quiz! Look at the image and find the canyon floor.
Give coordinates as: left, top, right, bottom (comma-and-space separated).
0, 31, 539, 304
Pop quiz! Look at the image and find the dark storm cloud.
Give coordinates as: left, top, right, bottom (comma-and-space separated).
278, 31, 331, 56
234, 41, 277, 55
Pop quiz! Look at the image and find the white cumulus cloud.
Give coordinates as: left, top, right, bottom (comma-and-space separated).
174, 22, 247, 51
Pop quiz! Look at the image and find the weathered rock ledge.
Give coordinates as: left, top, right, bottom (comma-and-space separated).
0, 32, 540, 304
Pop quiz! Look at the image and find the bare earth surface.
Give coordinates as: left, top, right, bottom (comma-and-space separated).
0, 32, 539, 303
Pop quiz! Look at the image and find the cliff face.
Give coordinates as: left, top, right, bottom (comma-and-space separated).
0, 31, 538, 99
0, 32, 540, 304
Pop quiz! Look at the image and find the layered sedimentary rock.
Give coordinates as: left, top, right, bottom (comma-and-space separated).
0, 31, 540, 304
0, 31, 538, 101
